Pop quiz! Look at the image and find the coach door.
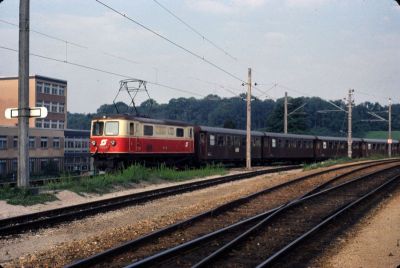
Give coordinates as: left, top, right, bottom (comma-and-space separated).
129, 122, 136, 152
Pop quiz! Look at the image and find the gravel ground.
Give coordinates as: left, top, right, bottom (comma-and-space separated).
1, 168, 304, 267
0, 160, 393, 267
314, 181, 400, 268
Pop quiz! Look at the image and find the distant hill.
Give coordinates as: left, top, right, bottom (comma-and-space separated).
364, 131, 400, 140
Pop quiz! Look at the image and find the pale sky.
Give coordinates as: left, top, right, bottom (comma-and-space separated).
0, 0, 399, 113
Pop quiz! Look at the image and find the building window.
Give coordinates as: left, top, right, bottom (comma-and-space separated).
12, 159, 17, 172
36, 82, 43, 93
43, 120, 50, 128
0, 136, 7, 150
29, 136, 35, 149
40, 137, 48, 148
36, 100, 43, 107
51, 84, 58, 95
29, 159, 35, 173
59, 103, 65, 113
53, 137, 60, 148
51, 102, 58, 113
59, 86, 65, 96
59, 121, 65, 129
44, 83, 51, 94
44, 101, 50, 111
13, 136, 18, 148
51, 120, 58, 129
0, 160, 6, 175
35, 119, 43, 128
143, 125, 153, 136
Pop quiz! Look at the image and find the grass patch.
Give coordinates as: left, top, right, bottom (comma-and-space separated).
303, 156, 386, 171
46, 164, 227, 194
0, 186, 58, 206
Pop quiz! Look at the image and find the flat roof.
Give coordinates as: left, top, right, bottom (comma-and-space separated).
0, 74, 67, 84
199, 126, 264, 136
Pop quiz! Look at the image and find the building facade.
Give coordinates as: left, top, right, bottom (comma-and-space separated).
0, 75, 67, 130
0, 75, 93, 180
0, 126, 64, 180
64, 129, 91, 173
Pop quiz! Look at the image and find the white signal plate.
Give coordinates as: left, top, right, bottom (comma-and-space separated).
5, 107, 48, 119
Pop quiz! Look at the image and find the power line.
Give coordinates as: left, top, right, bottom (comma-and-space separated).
0, 45, 205, 97
152, 0, 237, 61
95, 0, 245, 83
1, 18, 240, 97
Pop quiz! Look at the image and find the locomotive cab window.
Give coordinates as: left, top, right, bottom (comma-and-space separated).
129, 123, 134, 136
176, 128, 184, 137
92, 121, 104, 136
105, 121, 119, 136
144, 125, 154, 136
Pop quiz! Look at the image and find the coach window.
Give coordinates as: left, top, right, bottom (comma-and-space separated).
271, 138, 276, 148
168, 127, 174, 136
176, 128, 184, 137
129, 123, 134, 136
234, 136, 240, 147
155, 126, 167, 136
227, 136, 232, 146
105, 121, 119, 136
92, 121, 104, 136
189, 128, 193, 138
217, 135, 224, 146
322, 141, 327, 149
144, 125, 154, 136
210, 135, 215, 146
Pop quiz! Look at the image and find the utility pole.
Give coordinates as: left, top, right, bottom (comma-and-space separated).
246, 68, 252, 170
284, 92, 288, 134
18, 0, 30, 187
388, 98, 392, 158
347, 89, 354, 159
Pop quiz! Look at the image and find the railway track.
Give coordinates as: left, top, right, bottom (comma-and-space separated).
65, 159, 400, 268
0, 165, 299, 236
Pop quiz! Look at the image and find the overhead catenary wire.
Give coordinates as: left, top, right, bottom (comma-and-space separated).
0, 45, 204, 97
0, 18, 242, 98
151, 0, 237, 61
94, 0, 245, 84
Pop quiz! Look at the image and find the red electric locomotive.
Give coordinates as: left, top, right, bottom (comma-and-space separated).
90, 115, 195, 170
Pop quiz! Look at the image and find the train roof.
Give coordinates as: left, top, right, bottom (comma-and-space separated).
363, 138, 393, 143
92, 114, 194, 127
198, 126, 264, 136
316, 136, 362, 142
264, 132, 315, 140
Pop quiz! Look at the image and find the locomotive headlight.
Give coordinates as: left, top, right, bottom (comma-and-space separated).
91, 140, 96, 146
110, 140, 117, 146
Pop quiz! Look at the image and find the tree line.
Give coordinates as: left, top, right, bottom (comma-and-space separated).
68, 94, 399, 138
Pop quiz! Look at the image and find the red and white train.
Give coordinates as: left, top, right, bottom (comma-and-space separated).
90, 114, 399, 170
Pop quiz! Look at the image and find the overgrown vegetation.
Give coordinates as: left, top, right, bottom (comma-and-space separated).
68, 95, 400, 138
303, 156, 385, 171
0, 186, 58, 206
46, 164, 226, 194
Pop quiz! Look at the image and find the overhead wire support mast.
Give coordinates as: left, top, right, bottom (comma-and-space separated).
152, 0, 237, 61
18, 0, 30, 188
94, 0, 245, 84
347, 89, 354, 159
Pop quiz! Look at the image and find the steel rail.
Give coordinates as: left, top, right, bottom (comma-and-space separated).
66, 159, 398, 268
257, 174, 400, 267
191, 163, 400, 267
0, 165, 299, 236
